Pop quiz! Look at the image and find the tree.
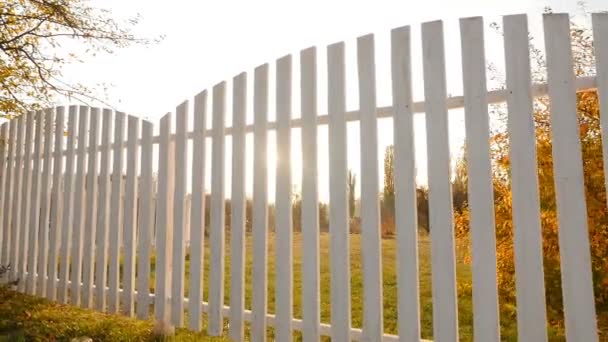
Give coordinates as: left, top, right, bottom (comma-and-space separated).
0, 0, 155, 117
347, 170, 356, 220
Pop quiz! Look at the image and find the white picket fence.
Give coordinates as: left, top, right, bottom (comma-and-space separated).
0, 12, 606, 341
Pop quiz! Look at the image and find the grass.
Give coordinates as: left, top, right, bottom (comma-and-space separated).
2, 231, 600, 341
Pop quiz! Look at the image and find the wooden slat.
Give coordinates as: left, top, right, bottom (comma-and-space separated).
26, 111, 45, 295
503, 14, 548, 341
10, 115, 25, 282
543, 13, 598, 341
47, 107, 65, 300
275, 54, 293, 342
593, 14, 608, 219
108, 111, 126, 313
189, 91, 207, 331
58, 106, 78, 303
327, 42, 351, 342
460, 17, 500, 341
1, 119, 16, 266
421, 20, 459, 341
357, 34, 383, 340
208, 82, 226, 336
37, 109, 54, 297
95, 109, 113, 310
70, 106, 89, 306
229, 75, 246, 340
300, 46, 320, 342
252, 64, 269, 342
123, 115, 140, 316
0, 123, 9, 266
82, 108, 100, 308
136, 120, 154, 319
18, 111, 35, 292
390, 25, 421, 342
171, 102, 188, 326
155, 112, 175, 325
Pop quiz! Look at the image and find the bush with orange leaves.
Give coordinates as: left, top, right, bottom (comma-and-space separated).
454, 18, 608, 329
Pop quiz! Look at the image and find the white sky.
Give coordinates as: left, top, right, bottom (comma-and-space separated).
58, 0, 605, 202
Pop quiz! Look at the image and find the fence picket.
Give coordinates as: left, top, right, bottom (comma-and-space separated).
209, 82, 226, 336
543, 13, 598, 341
47, 107, 65, 300
18, 111, 35, 292
82, 108, 100, 308
229, 75, 246, 340
95, 109, 113, 311
155, 112, 175, 324
460, 17, 500, 341
1, 120, 16, 267
37, 109, 54, 297
357, 34, 383, 340
189, 91, 207, 330
123, 115, 140, 317
70, 106, 89, 306
275, 54, 293, 342
327, 42, 351, 342
252, 64, 269, 342
10, 115, 25, 283
300, 46, 320, 342
171, 102, 188, 326
594, 13, 608, 212
58, 106, 77, 303
421, 20, 459, 341
503, 14, 548, 341
26, 111, 45, 295
136, 119, 154, 319
109, 111, 126, 313
0, 124, 8, 265
390, 25, 421, 342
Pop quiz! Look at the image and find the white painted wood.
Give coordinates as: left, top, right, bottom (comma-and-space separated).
1, 120, 16, 266
209, 82, 226, 336
390, 25, 421, 342
229, 75, 246, 340
37, 109, 54, 297
252, 64, 269, 342
421, 20, 459, 341
108, 111, 126, 313
171, 102, 188, 327
275, 54, 293, 342
136, 119, 154, 319
593, 13, 608, 221
26, 111, 45, 295
58, 106, 78, 303
543, 13, 598, 341
0, 123, 8, 266
95, 109, 113, 310
10, 115, 25, 283
300, 46, 320, 342
357, 34, 383, 341
459, 17, 500, 341
70, 106, 89, 306
155, 112, 175, 325
123, 115, 140, 317
327, 42, 351, 342
47, 107, 65, 300
189, 90, 207, 331
82, 108, 100, 308
18, 111, 35, 292
503, 14, 548, 342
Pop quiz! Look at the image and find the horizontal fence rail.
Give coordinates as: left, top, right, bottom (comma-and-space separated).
0, 12, 605, 342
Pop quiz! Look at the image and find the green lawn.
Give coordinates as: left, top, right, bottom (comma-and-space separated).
0, 232, 591, 341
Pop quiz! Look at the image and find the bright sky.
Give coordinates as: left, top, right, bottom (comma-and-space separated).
59, 0, 605, 202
